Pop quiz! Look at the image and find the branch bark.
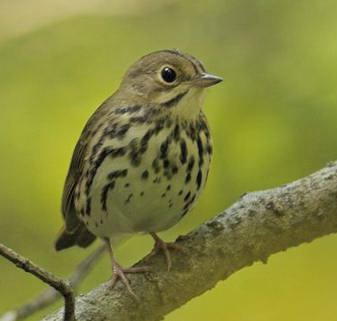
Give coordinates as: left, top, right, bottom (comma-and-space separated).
36, 162, 337, 320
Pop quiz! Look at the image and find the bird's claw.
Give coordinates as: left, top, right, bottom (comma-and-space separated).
147, 233, 183, 271
109, 263, 151, 300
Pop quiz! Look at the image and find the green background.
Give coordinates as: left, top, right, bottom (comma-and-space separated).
1, 0, 337, 320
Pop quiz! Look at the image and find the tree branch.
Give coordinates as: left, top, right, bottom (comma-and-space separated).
22, 162, 337, 320
0, 245, 106, 321
0, 244, 75, 321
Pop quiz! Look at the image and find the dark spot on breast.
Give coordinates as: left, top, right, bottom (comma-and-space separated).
128, 138, 142, 167
129, 151, 141, 167
173, 124, 180, 141
160, 139, 169, 159
197, 136, 204, 166
125, 193, 133, 204
185, 172, 191, 183
104, 123, 118, 139
187, 155, 195, 172
180, 139, 188, 164
108, 169, 128, 180
101, 181, 115, 211
110, 147, 127, 158
86, 146, 114, 194
188, 123, 197, 141
163, 159, 170, 168
141, 128, 155, 146
196, 170, 203, 189
184, 191, 191, 202
142, 170, 149, 180
139, 143, 148, 154
182, 194, 197, 214
116, 124, 130, 139
90, 138, 105, 160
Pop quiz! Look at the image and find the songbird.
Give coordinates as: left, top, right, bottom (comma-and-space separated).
55, 49, 222, 296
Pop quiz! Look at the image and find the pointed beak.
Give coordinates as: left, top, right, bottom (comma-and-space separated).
192, 72, 223, 88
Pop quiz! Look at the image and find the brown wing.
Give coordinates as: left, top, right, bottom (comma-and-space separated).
55, 129, 96, 251
62, 136, 88, 226
55, 97, 114, 251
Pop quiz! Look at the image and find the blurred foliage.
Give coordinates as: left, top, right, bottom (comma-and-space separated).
1, 0, 337, 320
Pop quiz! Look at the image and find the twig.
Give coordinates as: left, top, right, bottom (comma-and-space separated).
0, 244, 105, 321
0, 244, 75, 321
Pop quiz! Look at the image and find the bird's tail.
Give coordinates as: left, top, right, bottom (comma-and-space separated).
55, 224, 96, 251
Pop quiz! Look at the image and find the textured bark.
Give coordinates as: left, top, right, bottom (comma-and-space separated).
42, 161, 337, 321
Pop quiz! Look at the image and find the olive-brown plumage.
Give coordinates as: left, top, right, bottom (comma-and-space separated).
55, 49, 222, 296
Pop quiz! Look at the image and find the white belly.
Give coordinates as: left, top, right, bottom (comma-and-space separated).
78, 121, 212, 239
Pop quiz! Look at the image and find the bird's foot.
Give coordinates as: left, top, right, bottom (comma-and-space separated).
147, 233, 183, 271
109, 262, 150, 300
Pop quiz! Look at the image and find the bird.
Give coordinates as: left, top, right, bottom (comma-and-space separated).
55, 49, 222, 297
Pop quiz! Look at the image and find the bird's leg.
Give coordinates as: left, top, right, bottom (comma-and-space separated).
147, 232, 182, 272
104, 238, 149, 299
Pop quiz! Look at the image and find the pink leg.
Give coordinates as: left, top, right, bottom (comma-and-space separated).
104, 238, 150, 300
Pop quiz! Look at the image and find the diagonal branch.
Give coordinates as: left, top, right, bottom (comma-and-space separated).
0, 244, 75, 321
0, 244, 105, 321
26, 162, 337, 320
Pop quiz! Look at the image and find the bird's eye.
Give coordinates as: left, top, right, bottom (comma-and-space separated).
161, 67, 177, 83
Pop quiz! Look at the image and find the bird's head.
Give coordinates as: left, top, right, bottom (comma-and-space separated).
117, 49, 222, 119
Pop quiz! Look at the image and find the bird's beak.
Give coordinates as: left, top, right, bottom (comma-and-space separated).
191, 72, 223, 88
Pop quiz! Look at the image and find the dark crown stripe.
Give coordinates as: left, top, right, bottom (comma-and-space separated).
160, 90, 188, 108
